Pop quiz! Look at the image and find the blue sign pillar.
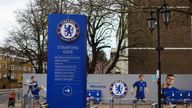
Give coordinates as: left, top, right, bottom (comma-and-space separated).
47, 14, 87, 108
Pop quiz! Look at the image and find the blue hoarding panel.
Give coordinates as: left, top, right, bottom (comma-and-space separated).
47, 14, 87, 108
170, 91, 187, 100
87, 90, 102, 104
168, 90, 192, 103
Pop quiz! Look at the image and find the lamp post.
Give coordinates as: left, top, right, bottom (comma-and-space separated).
8, 70, 11, 89
6, 53, 11, 89
147, 3, 170, 108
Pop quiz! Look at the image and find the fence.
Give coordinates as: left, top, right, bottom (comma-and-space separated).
0, 91, 8, 104
21, 94, 47, 108
2, 90, 192, 108
86, 98, 192, 108
0, 89, 47, 108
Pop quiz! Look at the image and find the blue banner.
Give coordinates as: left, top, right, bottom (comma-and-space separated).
47, 14, 87, 108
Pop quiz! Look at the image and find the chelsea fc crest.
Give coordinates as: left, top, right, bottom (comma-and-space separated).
57, 19, 80, 42
110, 80, 128, 98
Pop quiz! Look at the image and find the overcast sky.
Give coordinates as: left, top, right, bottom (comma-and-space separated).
0, 0, 30, 46
0, 0, 116, 58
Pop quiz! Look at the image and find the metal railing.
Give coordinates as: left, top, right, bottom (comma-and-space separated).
86, 98, 192, 108
110, 98, 155, 108
2, 90, 192, 108
21, 94, 47, 108
0, 89, 47, 108
0, 91, 9, 104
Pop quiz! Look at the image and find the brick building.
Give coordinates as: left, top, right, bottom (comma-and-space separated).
128, 0, 192, 74
0, 47, 32, 88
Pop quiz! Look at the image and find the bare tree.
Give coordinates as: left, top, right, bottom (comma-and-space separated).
5, 0, 52, 73
56, 0, 116, 73
5, 0, 145, 74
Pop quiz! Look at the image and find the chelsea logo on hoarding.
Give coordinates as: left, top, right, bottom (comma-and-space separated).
110, 80, 128, 98
57, 19, 80, 42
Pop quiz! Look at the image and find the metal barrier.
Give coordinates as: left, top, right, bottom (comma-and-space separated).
0, 89, 23, 108
17, 89, 23, 100
39, 103, 48, 108
21, 94, 34, 108
21, 94, 47, 108
0, 91, 8, 104
0, 89, 48, 108
2, 89, 192, 108
87, 97, 98, 108
183, 99, 191, 108
113, 98, 155, 108
86, 98, 192, 108
86, 98, 156, 108
110, 98, 114, 108
151, 103, 158, 108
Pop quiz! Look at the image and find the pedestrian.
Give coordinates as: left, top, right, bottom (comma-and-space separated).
8, 90, 16, 107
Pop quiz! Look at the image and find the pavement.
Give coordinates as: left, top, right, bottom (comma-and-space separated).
0, 100, 21, 108
1, 89, 191, 108
0, 89, 40, 108
0, 100, 41, 108
0, 100, 191, 108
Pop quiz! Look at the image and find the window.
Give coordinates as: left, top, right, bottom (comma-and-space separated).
17, 66, 20, 71
23, 66, 26, 71
11, 73, 15, 79
28, 67, 31, 72
7, 57, 11, 62
17, 74, 22, 81
18, 66, 22, 71
11, 65, 14, 70
4, 64, 7, 69
3, 73, 7, 78
11, 57, 15, 62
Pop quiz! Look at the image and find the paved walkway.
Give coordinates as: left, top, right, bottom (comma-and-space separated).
0, 102, 19, 108
0, 100, 41, 108
1, 101, 192, 108
1, 89, 192, 108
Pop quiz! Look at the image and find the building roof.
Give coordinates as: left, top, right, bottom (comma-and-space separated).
0, 47, 28, 60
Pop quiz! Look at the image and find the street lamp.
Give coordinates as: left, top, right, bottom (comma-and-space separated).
6, 53, 11, 89
147, 3, 170, 108
147, 4, 170, 32
8, 70, 12, 89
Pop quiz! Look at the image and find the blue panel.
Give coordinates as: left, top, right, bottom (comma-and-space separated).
186, 91, 192, 100
47, 14, 87, 108
87, 90, 102, 104
170, 91, 187, 101
169, 90, 192, 103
